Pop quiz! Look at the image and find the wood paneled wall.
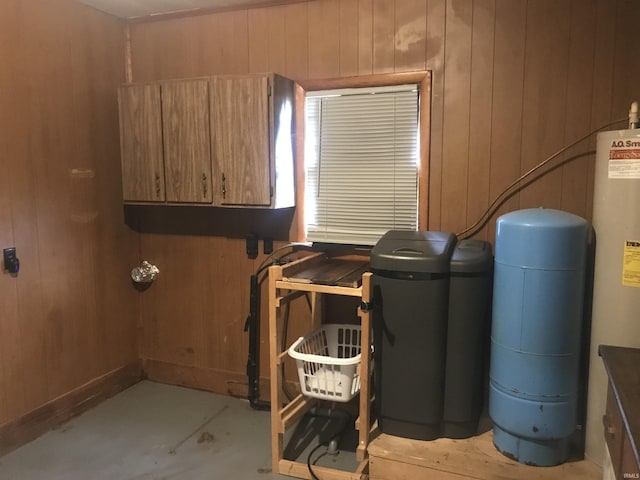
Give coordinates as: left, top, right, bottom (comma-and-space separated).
127, 0, 639, 446
0, 0, 139, 431
0, 0, 632, 462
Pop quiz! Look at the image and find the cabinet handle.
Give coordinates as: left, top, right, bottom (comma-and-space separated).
202, 173, 208, 198
221, 173, 226, 199
603, 414, 617, 437
155, 173, 161, 198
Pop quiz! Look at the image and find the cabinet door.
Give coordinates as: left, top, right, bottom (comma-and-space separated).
211, 76, 271, 206
161, 80, 212, 203
622, 432, 640, 478
118, 84, 164, 202
604, 384, 625, 477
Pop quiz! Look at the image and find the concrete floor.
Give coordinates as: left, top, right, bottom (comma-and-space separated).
0, 381, 358, 480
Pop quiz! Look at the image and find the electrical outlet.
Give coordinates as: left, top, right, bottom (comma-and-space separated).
3, 247, 19, 274
263, 237, 273, 255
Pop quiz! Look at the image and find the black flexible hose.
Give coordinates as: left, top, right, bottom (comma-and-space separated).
306, 441, 325, 480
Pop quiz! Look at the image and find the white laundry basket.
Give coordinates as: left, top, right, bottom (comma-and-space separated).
288, 324, 362, 402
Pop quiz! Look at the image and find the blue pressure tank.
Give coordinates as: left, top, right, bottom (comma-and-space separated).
489, 208, 588, 466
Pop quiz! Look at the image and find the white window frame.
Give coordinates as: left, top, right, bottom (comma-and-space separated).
295, 72, 432, 245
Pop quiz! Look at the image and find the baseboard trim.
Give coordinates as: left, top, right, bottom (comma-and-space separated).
0, 360, 143, 457
142, 358, 256, 397
142, 358, 294, 401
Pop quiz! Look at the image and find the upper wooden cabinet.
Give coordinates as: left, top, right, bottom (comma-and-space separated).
118, 84, 164, 202
117, 73, 295, 209
118, 79, 211, 204
162, 80, 212, 204
211, 76, 270, 206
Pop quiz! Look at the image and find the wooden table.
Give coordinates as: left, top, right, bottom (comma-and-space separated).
600, 345, 640, 479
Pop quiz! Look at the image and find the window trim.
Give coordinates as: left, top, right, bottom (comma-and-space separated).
293, 71, 431, 242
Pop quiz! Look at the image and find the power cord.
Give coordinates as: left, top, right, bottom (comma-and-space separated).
307, 441, 326, 480
306, 408, 351, 480
255, 242, 313, 278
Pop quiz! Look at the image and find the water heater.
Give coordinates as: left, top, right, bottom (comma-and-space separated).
585, 121, 640, 464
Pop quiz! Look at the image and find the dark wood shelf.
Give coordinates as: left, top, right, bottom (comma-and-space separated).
599, 345, 640, 477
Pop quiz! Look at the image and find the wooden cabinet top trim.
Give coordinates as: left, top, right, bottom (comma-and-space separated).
119, 72, 280, 88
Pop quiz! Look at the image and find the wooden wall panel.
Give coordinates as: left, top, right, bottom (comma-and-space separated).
372, 0, 395, 74
248, 8, 270, 73
560, 0, 596, 219
248, 6, 288, 74
131, 11, 250, 81
127, 0, 639, 405
486, 0, 527, 242
0, 0, 139, 430
210, 11, 250, 74
308, 0, 340, 78
441, 0, 472, 234
0, 6, 44, 418
267, 7, 288, 74
339, 0, 359, 77
284, 3, 309, 80
395, 0, 427, 72
465, 0, 495, 242
611, 0, 640, 122
357, 0, 373, 75
518, 0, 570, 210
139, 235, 204, 367
587, 0, 617, 222
27, 2, 83, 404
425, 0, 446, 230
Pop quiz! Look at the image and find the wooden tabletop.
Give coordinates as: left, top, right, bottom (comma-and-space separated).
599, 344, 640, 468
282, 258, 369, 287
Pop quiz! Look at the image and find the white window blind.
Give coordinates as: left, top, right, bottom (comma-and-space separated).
305, 85, 419, 246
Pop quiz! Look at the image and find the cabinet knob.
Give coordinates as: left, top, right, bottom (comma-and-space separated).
222, 173, 226, 199
202, 173, 208, 198
155, 173, 161, 198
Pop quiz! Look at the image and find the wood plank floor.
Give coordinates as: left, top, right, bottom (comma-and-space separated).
368, 431, 601, 480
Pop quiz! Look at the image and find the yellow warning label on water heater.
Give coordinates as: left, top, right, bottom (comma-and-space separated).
622, 240, 640, 287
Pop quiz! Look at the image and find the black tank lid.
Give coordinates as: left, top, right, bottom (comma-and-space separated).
450, 239, 493, 273
371, 230, 456, 274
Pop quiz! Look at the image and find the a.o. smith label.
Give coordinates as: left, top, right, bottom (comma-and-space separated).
609, 139, 640, 178
622, 240, 640, 287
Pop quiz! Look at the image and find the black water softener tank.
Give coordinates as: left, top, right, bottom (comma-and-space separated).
442, 239, 493, 438
371, 231, 456, 440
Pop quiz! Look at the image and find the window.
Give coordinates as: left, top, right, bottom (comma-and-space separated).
304, 84, 420, 246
